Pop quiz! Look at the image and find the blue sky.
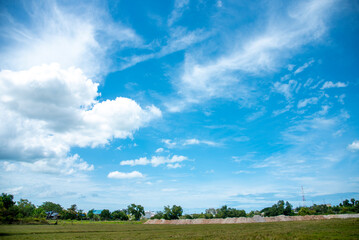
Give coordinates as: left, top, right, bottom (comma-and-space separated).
0, 0, 358, 213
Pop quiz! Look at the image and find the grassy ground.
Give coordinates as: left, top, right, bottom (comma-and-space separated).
0, 218, 358, 239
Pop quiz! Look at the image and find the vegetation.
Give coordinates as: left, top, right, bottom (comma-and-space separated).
0, 219, 358, 239
1, 192, 359, 225
127, 204, 145, 221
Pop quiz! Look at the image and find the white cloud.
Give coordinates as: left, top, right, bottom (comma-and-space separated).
335, 94, 346, 104
217, 1, 223, 8
0, 1, 143, 78
297, 97, 319, 108
321, 81, 348, 89
317, 105, 330, 115
167, 163, 182, 169
167, 0, 337, 111
120, 155, 188, 167
162, 139, 177, 148
273, 104, 292, 116
108, 171, 144, 179
273, 80, 298, 99
168, 0, 190, 26
120, 27, 209, 70
287, 64, 295, 71
155, 148, 164, 153
347, 140, 359, 152
183, 138, 218, 146
120, 157, 150, 166
246, 107, 266, 121
0, 64, 161, 164
294, 59, 314, 74
183, 139, 200, 145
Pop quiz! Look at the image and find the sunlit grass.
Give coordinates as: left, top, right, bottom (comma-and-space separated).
0, 218, 358, 239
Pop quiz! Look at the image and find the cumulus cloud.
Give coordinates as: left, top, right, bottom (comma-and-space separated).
297, 97, 319, 108
167, 163, 183, 169
0, 64, 161, 164
108, 171, 144, 179
321, 81, 348, 89
347, 140, 359, 152
120, 155, 188, 167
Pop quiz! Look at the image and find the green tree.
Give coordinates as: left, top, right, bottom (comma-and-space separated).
17, 199, 36, 218
87, 209, 94, 219
127, 204, 145, 220
283, 201, 293, 216
0, 193, 15, 209
32, 207, 46, 218
40, 202, 63, 213
151, 211, 164, 219
298, 207, 313, 216
100, 209, 111, 220
163, 205, 183, 220
0, 193, 19, 223
111, 210, 129, 220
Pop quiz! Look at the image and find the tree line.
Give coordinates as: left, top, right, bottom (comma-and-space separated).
1, 192, 359, 224
0, 193, 145, 224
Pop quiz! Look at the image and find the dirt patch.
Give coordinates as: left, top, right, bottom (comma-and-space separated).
144, 214, 359, 224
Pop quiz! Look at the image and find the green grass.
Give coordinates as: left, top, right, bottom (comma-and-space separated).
0, 219, 358, 239
47, 219, 145, 225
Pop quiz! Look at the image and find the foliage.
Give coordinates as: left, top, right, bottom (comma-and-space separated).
0, 193, 15, 209
17, 199, 36, 218
111, 210, 129, 220
40, 201, 64, 214
32, 207, 46, 218
164, 205, 183, 220
215, 205, 246, 218
0, 193, 19, 223
1, 192, 359, 225
151, 211, 164, 219
261, 200, 293, 217
100, 209, 111, 220
127, 204, 145, 221
87, 209, 94, 219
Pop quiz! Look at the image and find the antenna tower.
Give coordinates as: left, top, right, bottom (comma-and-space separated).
301, 186, 306, 207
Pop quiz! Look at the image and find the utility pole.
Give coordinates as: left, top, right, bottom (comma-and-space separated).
301, 186, 306, 207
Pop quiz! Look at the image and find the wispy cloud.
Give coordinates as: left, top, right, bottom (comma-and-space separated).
321, 81, 348, 89
273, 80, 298, 100
0, 1, 143, 78
294, 59, 314, 74
167, 0, 337, 111
119, 27, 209, 70
155, 148, 164, 153
297, 97, 319, 108
168, 0, 190, 26
183, 138, 219, 146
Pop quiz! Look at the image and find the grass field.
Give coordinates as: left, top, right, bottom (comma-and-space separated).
0, 218, 358, 239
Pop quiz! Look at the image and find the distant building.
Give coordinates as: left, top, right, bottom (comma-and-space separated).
46, 211, 60, 220
93, 210, 103, 215
144, 211, 155, 219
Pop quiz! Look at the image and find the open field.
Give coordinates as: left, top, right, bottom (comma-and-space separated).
0, 219, 358, 240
